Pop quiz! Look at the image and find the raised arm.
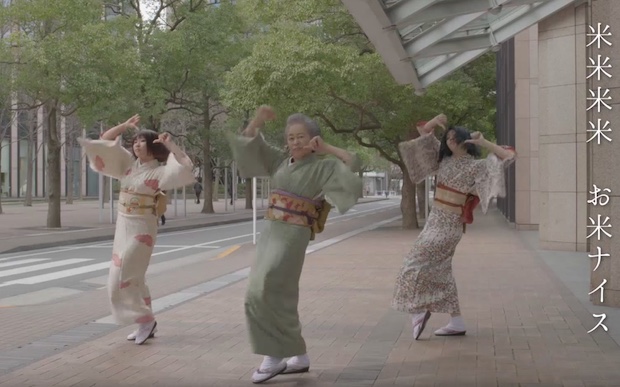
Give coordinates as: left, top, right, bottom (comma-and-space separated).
398, 113, 447, 184
242, 105, 276, 138
465, 131, 516, 161
306, 136, 361, 172
77, 114, 140, 180
418, 113, 447, 136
100, 114, 140, 140
154, 133, 193, 168
465, 131, 517, 214
154, 133, 195, 191
226, 105, 285, 178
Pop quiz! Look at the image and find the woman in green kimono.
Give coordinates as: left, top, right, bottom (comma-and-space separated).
228, 106, 363, 384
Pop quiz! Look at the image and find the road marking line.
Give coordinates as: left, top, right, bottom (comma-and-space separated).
0, 235, 261, 288
211, 245, 241, 260
92, 215, 402, 325
0, 259, 92, 279
0, 202, 394, 261
0, 259, 50, 268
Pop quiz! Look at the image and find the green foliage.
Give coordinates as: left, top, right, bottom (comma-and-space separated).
224, 1, 497, 165
1, 0, 143, 126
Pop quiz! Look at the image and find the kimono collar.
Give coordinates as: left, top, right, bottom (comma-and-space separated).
288, 154, 317, 167
136, 158, 159, 169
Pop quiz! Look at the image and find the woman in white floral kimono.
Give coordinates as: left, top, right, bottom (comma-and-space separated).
78, 115, 195, 345
392, 114, 516, 340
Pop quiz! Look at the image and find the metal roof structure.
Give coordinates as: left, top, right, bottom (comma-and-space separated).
341, 0, 581, 95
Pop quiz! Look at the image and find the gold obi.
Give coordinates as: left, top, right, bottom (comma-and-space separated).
433, 183, 480, 233
118, 190, 167, 216
265, 190, 330, 240
433, 184, 467, 215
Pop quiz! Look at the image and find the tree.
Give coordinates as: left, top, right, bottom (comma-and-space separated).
2, 0, 143, 227
224, 3, 497, 228
153, 0, 249, 213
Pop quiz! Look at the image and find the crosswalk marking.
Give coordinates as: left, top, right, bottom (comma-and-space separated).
0, 204, 398, 293
0, 262, 111, 287
0, 259, 91, 279
0, 258, 50, 269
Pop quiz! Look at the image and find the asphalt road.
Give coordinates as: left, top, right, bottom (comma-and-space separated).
0, 199, 401, 304
0, 198, 403, 375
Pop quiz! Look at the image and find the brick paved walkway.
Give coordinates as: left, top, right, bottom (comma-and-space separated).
0, 210, 619, 386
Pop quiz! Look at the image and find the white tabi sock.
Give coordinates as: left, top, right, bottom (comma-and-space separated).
260, 356, 284, 371
287, 353, 310, 367
446, 315, 466, 331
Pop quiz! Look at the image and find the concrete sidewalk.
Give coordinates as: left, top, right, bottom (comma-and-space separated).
0, 209, 618, 386
0, 197, 387, 254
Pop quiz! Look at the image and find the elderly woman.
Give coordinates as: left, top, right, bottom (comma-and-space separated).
78, 115, 195, 345
227, 106, 363, 384
392, 114, 516, 340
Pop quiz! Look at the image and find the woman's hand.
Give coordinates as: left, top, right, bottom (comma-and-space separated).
464, 131, 485, 146
153, 132, 174, 148
305, 136, 329, 154
417, 113, 447, 136
255, 105, 276, 124
243, 105, 276, 137
122, 114, 140, 131
101, 114, 140, 140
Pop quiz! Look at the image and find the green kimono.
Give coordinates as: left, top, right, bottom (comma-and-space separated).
228, 133, 363, 357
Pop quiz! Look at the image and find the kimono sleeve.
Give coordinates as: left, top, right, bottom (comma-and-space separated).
226, 132, 285, 178
77, 137, 134, 180
398, 133, 440, 184
321, 156, 363, 215
473, 147, 517, 214
158, 152, 196, 191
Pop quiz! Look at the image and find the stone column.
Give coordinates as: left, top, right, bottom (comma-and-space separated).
515, 25, 540, 231
538, 4, 588, 252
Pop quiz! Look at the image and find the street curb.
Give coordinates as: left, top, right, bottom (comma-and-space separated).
1, 198, 388, 255
1, 214, 266, 255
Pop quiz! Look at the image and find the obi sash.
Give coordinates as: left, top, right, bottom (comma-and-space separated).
433, 183, 480, 233
118, 189, 167, 217
265, 189, 330, 240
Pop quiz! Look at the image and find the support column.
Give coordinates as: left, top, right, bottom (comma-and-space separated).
538, 4, 587, 252
514, 26, 540, 230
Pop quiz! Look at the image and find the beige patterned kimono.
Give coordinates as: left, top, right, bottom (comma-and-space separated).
78, 137, 195, 325
392, 133, 515, 315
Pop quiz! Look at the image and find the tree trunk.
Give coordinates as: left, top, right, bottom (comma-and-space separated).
400, 167, 419, 229
66, 140, 74, 204
24, 111, 35, 207
358, 170, 364, 197
46, 103, 61, 228
213, 158, 219, 202
245, 178, 252, 209
416, 181, 426, 219
78, 154, 84, 200
201, 107, 215, 214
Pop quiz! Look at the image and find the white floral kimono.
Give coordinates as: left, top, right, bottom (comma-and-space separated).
78, 137, 195, 325
392, 133, 516, 315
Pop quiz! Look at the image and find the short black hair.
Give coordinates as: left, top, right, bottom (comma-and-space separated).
130, 130, 170, 163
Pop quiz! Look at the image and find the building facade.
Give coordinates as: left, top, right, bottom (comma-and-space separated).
0, 108, 100, 199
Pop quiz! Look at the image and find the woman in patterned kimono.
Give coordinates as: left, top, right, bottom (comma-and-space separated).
227, 106, 362, 384
392, 114, 516, 340
78, 115, 195, 345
